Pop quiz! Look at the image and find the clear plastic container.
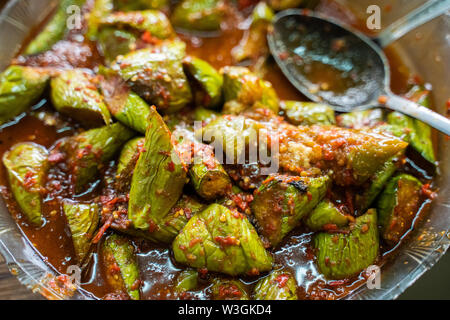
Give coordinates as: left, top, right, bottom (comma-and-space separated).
0, 0, 448, 300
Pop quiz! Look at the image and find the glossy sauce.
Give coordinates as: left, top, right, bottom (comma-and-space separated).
0, 0, 436, 300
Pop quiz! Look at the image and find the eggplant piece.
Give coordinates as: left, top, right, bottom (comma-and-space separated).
252, 175, 330, 246
86, 0, 114, 40
377, 174, 423, 245
145, 194, 205, 243
373, 123, 411, 142
127, 106, 188, 231
114, 0, 169, 11
304, 200, 349, 231
355, 156, 399, 212
281, 101, 336, 126
98, 67, 152, 134
174, 269, 199, 293
100, 10, 175, 39
24, 0, 86, 55
117, 137, 145, 176
189, 144, 231, 200
2, 143, 48, 226
210, 279, 249, 300
193, 107, 219, 124
306, 125, 408, 186
112, 47, 192, 113
406, 85, 435, 163
115, 136, 145, 192
172, 204, 273, 276
50, 69, 111, 127
107, 91, 151, 134
232, 2, 274, 63
387, 86, 435, 164
63, 123, 135, 193
171, 0, 225, 31
0, 66, 50, 125
111, 194, 205, 243
153, 39, 187, 59
199, 115, 261, 163
97, 27, 137, 64
101, 234, 140, 300
63, 200, 99, 264
259, 80, 279, 114
183, 56, 223, 109
336, 108, 383, 129
221, 66, 279, 114
268, 0, 318, 10
314, 209, 379, 280
253, 270, 297, 300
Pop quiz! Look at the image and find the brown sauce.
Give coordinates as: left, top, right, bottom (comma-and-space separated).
0, 0, 436, 300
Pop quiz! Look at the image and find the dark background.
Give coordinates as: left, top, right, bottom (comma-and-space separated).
398, 250, 450, 299
0, 0, 447, 300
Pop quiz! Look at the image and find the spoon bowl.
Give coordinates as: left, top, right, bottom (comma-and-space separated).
268, 9, 388, 112
268, 8, 450, 135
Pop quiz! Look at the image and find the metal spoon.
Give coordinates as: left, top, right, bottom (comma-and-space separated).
268, 0, 450, 135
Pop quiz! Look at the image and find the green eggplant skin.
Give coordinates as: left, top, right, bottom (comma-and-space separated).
377, 174, 423, 245
0, 66, 50, 125
116, 137, 145, 176
281, 101, 336, 126
336, 108, 383, 129
252, 175, 330, 246
183, 56, 223, 109
174, 269, 199, 293
306, 125, 408, 186
387, 86, 435, 164
2, 142, 49, 226
64, 123, 135, 193
355, 156, 399, 212
373, 123, 411, 143
304, 200, 349, 231
221, 66, 279, 114
193, 107, 219, 124
189, 145, 232, 200
112, 47, 192, 113
109, 92, 151, 134
97, 27, 137, 64
127, 106, 188, 231
171, 0, 225, 31
114, 0, 169, 11
146, 194, 205, 243
63, 200, 99, 264
268, 0, 305, 10
232, 2, 274, 63
86, 0, 114, 40
112, 194, 205, 243
253, 270, 298, 300
101, 233, 141, 300
269, 0, 319, 10
99, 10, 175, 40
172, 203, 273, 276
99, 68, 152, 134
24, 0, 86, 55
314, 209, 379, 280
259, 80, 279, 113
210, 279, 249, 300
199, 115, 261, 163
407, 86, 435, 163
50, 69, 111, 127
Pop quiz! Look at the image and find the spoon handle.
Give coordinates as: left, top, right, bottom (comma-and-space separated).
376, 0, 450, 48
383, 92, 450, 136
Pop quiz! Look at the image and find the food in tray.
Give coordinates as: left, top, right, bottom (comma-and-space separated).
0, 0, 438, 300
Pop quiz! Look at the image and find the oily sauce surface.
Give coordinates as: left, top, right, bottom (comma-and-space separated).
0, 0, 435, 300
